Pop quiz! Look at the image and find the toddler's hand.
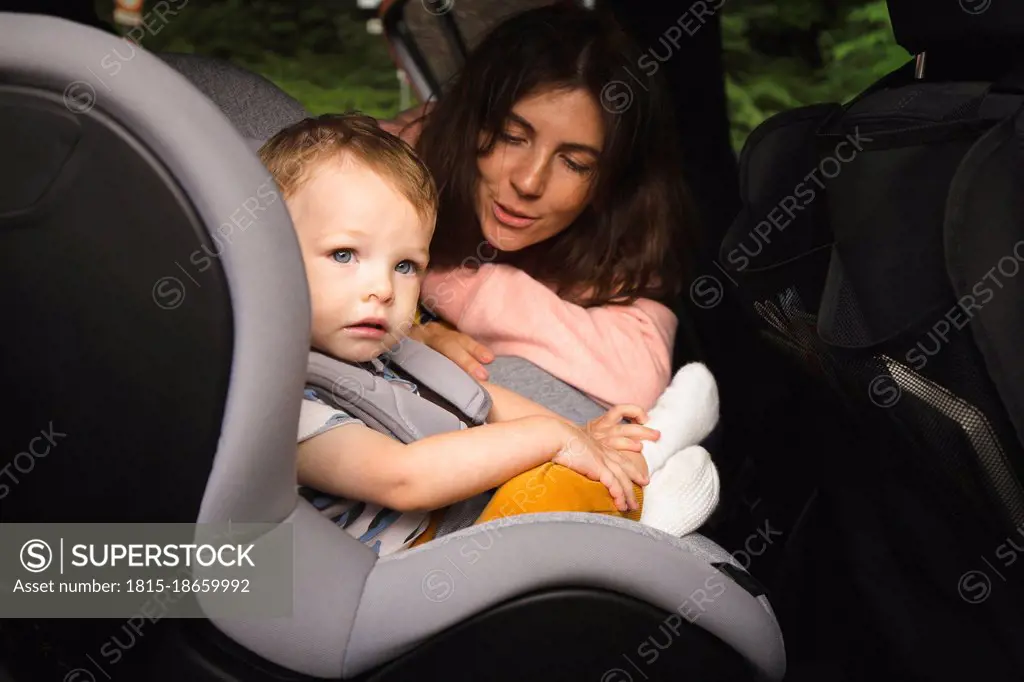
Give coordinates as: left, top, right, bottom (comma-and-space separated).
586, 405, 658, 479
552, 425, 646, 512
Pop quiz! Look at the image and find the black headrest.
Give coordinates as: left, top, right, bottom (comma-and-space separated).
887, 0, 1024, 56
158, 53, 309, 143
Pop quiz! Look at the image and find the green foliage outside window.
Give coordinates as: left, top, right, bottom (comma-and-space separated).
723, 0, 909, 149
97, 0, 911, 150
97, 0, 402, 118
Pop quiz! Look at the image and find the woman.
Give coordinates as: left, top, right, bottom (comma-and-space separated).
387, 4, 698, 411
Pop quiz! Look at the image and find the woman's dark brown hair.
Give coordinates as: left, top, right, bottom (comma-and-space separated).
415, 4, 698, 307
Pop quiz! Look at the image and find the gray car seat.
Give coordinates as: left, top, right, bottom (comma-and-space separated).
485, 356, 607, 424
158, 52, 309, 143
0, 15, 784, 682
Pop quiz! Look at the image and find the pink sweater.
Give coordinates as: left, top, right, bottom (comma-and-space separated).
420, 264, 678, 410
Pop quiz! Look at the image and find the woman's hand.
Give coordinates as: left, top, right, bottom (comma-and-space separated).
378, 101, 433, 146
408, 320, 494, 381
552, 423, 649, 512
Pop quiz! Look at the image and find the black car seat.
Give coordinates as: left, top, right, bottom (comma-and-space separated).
0, 14, 785, 682
718, 2, 1024, 680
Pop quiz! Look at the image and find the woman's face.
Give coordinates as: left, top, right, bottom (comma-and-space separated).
475, 87, 604, 252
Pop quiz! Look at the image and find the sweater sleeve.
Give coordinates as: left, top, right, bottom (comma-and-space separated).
420, 264, 677, 409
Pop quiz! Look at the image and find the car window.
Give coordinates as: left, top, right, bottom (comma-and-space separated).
94, 0, 403, 119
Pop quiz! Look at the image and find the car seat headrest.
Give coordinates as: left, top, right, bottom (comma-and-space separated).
158, 52, 309, 142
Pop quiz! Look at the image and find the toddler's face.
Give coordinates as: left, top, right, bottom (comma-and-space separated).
288, 156, 433, 363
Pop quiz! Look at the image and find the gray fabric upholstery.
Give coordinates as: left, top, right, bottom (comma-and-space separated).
485, 355, 607, 424
209, 500, 375, 678
345, 513, 786, 680
307, 348, 472, 443
159, 52, 309, 142
307, 339, 492, 444
389, 336, 494, 424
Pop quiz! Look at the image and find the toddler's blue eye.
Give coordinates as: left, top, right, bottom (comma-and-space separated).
395, 260, 417, 275
332, 249, 354, 264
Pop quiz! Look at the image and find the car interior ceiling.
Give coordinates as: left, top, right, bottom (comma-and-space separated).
2, 1, 1024, 681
